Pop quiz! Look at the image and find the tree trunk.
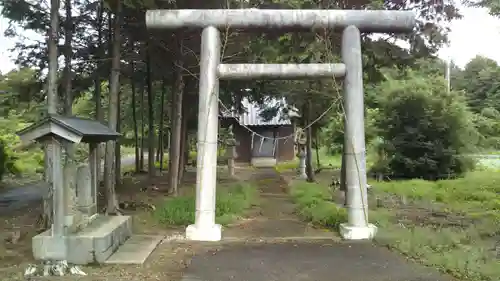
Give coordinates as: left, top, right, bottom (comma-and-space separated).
315, 130, 321, 168
94, 1, 104, 182
178, 101, 188, 184
62, 0, 74, 147
178, 75, 194, 183
104, 1, 122, 214
115, 90, 121, 186
107, 11, 113, 93
62, 0, 74, 159
158, 79, 167, 171
168, 35, 184, 195
155, 139, 161, 162
63, 0, 73, 117
62, 0, 76, 222
47, 0, 59, 116
305, 100, 315, 182
140, 81, 145, 171
146, 45, 156, 178
130, 63, 140, 173
40, 0, 60, 229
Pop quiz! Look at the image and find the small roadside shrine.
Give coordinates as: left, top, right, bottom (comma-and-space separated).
17, 115, 132, 273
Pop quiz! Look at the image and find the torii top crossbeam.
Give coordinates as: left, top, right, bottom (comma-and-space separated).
145, 9, 416, 33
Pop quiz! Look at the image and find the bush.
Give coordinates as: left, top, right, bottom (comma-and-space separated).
289, 181, 347, 229
473, 111, 500, 150
0, 140, 6, 180
375, 73, 478, 180
155, 182, 257, 226
154, 155, 169, 169
0, 139, 23, 180
321, 109, 380, 155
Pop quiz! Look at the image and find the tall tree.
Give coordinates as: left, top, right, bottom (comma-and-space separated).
146, 43, 155, 178
39, 0, 61, 229
94, 0, 105, 181
130, 62, 140, 173
157, 78, 167, 171
104, 0, 122, 214
469, 0, 500, 16
168, 34, 184, 195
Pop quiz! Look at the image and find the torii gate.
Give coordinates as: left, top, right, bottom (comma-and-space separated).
145, 9, 416, 241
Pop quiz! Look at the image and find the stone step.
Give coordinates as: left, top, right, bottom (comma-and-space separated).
251, 157, 277, 167
104, 235, 164, 264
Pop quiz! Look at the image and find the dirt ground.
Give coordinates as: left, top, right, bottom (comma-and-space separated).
0, 166, 334, 280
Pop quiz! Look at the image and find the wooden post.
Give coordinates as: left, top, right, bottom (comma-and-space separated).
48, 137, 65, 237
89, 143, 98, 213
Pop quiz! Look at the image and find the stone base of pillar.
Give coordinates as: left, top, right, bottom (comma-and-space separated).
186, 223, 222, 241
339, 223, 377, 240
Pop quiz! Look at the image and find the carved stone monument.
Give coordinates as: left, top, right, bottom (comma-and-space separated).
17, 115, 132, 264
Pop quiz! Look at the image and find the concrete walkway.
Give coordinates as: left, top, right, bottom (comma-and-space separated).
180, 169, 452, 281
182, 241, 452, 281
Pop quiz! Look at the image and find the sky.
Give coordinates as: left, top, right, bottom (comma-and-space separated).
0, 5, 499, 73
437, 6, 500, 67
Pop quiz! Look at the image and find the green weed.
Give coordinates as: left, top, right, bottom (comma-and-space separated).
155, 182, 258, 226
289, 181, 347, 229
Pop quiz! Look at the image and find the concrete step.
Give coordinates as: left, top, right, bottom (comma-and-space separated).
104, 235, 164, 264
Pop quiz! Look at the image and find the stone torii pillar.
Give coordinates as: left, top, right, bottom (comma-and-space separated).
146, 9, 416, 241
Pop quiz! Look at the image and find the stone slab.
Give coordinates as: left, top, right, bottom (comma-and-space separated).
104, 235, 164, 264
32, 215, 132, 264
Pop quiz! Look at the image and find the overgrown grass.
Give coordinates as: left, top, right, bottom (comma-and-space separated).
289, 181, 347, 229
286, 170, 500, 281
155, 182, 258, 226
372, 171, 500, 214
371, 171, 500, 281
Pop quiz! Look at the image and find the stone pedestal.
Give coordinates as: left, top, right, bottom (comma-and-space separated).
186, 223, 222, 241
297, 149, 307, 179
226, 136, 237, 177
32, 153, 131, 264
339, 223, 377, 240
33, 215, 132, 264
